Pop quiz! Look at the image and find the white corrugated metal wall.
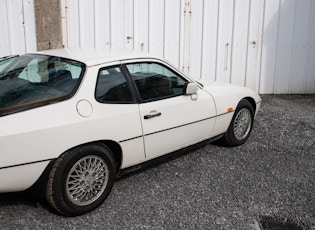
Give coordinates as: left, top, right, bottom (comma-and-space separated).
261, 0, 315, 94
63, 0, 315, 94
0, 0, 36, 57
1, 0, 314, 94
65, 0, 185, 68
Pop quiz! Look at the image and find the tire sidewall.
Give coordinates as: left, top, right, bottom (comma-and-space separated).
50, 144, 116, 216
226, 99, 254, 146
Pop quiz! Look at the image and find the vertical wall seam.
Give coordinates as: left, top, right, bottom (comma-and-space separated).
66, 0, 69, 47
64, 0, 69, 48
229, 0, 236, 83
77, 1, 81, 47
244, 0, 252, 86
22, 0, 27, 53
288, 0, 298, 93
147, 0, 150, 52
109, 0, 112, 48
93, 0, 96, 48
302, 0, 313, 93
178, 0, 182, 67
258, 0, 266, 93
132, 0, 135, 50
199, 0, 205, 80
123, 0, 126, 50
272, 0, 282, 93
163, 0, 166, 58
6, 0, 12, 53
214, 0, 220, 81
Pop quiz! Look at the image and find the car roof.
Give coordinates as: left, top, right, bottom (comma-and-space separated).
36, 48, 162, 67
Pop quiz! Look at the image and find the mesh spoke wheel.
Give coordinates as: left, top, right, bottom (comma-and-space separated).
66, 155, 109, 206
233, 108, 252, 141
46, 144, 116, 216
219, 99, 254, 147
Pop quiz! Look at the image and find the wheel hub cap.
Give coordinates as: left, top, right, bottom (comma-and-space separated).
85, 175, 94, 187
66, 155, 109, 206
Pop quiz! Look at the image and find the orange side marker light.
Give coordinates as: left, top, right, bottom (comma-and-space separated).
227, 107, 233, 113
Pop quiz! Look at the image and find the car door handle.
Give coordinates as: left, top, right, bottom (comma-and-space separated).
144, 111, 162, 119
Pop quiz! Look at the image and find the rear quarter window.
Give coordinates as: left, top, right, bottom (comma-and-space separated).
95, 66, 135, 104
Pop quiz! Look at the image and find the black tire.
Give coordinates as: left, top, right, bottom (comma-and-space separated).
46, 143, 116, 216
220, 99, 254, 147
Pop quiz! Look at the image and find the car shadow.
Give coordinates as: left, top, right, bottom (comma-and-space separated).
0, 191, 50, 210
117, 139, 215, 180
0, 139, 221, 211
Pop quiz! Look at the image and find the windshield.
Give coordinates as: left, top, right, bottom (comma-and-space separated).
0, 54, 85, 116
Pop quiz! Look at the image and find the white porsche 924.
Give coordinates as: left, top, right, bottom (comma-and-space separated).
0, 48, 261, 216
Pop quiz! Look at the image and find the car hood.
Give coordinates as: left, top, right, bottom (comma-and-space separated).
199, 81, 259, 100
199, 80, 237, 88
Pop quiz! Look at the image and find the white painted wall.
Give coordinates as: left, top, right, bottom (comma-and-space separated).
0, 0, 37, 57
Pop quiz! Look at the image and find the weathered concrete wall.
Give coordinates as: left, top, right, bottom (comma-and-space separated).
34, 0, 62, 51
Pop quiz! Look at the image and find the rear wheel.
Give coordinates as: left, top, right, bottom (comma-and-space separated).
220, 99, 254, 146
46, 143, 116, 216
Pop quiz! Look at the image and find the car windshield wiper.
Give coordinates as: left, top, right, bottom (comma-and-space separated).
0, 55, 20, 79
0, 55, 19, 62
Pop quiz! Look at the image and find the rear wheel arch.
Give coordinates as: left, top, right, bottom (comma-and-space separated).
62, 140, 123, 172
30, 140, 123, 197
99, 140, 123, 172
46, 142, 118, 216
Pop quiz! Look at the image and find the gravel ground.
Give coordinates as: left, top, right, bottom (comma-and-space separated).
0, 94, 314, 230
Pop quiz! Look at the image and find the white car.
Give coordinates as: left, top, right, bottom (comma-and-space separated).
0, 48, 261, 216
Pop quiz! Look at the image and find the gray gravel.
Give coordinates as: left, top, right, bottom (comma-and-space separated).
1, 94, 315, 229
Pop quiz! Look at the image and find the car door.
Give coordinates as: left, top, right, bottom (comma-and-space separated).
123, 61, 216, 159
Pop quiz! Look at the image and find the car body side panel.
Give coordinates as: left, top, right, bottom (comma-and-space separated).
139, 89, 216, 158
0, 100, 144, 165
202, 81, 261, 115
143, 119, 214, 159
210, 113, 235, 137
119, 137, 145, 168
0, 101, 144, 191
0, 161, 49, 192
201, 81, 262, 137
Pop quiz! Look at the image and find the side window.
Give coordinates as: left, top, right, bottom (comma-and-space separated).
126, 62, 187, 102
95, 66, 134, 103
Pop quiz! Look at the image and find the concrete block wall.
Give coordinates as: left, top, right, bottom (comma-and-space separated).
34, 0, 63, 51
